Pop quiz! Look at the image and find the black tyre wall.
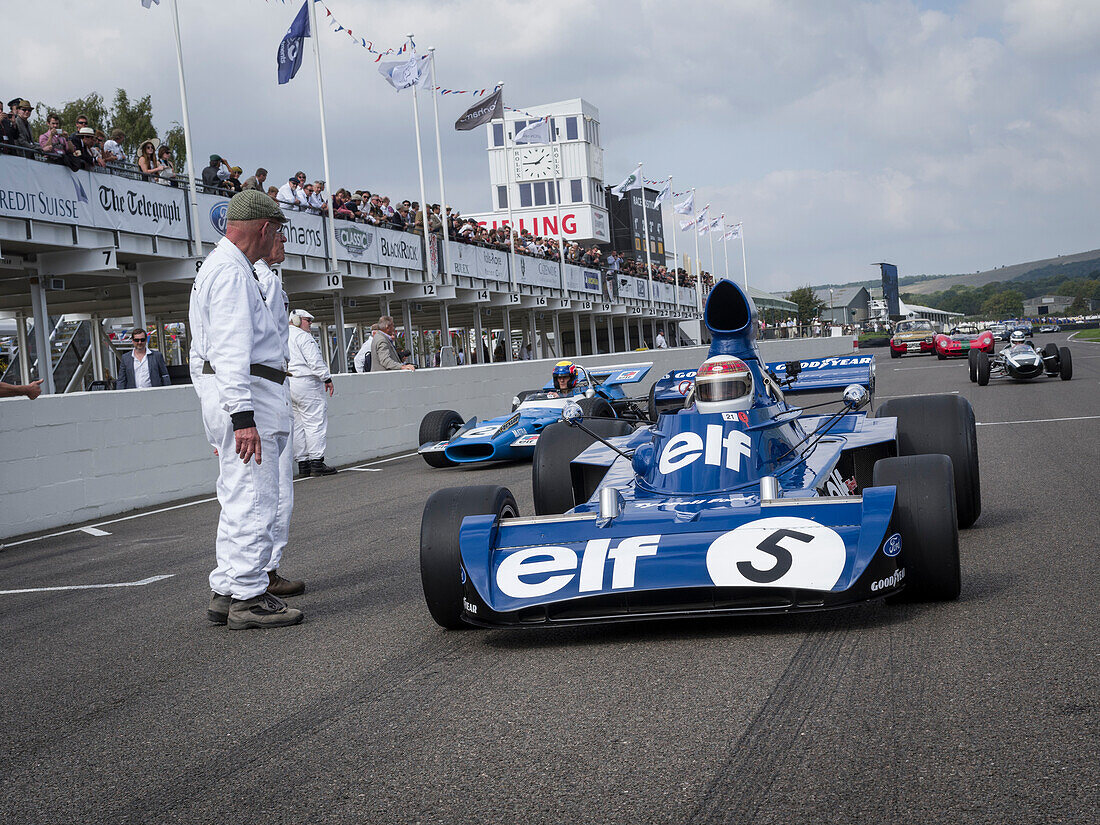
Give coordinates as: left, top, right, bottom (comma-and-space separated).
876, 394, 981, 528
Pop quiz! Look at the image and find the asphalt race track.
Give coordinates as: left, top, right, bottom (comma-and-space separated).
2, 333, 1098, 825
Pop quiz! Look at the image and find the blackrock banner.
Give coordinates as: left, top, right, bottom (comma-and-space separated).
198, 191, 324, 258
0, 155, 188, 239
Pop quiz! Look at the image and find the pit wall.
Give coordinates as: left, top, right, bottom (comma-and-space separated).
0, 336, 853, 540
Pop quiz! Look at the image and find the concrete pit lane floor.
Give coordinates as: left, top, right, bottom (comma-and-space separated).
1, 333, 1097, 825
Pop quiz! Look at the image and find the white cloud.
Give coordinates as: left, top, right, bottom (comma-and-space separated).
2, 0, 1099, 290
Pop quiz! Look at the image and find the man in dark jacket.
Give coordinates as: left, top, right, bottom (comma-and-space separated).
115, 329, 171, 389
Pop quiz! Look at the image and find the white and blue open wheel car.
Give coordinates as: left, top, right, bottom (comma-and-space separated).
419, 280, 981, 630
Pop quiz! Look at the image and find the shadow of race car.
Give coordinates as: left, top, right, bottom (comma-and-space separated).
419, 279, 981, 630
417, 363, 651, 468
970, 340, 1072, 385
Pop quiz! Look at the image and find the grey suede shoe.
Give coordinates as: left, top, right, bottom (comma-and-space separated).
267, 569, 305, 597
227, 592, 304, 630
207, 592, 232, 625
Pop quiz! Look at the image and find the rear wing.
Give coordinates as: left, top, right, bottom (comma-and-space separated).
651, 355, 875, 405
542, 362, 653, 390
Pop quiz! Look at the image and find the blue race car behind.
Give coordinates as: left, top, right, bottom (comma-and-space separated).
419, 279, 981, 629
417, 362, 652, 468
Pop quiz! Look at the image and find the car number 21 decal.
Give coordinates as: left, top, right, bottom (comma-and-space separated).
706, 517, 846, 591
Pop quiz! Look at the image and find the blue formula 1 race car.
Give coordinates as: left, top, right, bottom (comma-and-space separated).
416, 361, 652, 468
647, 354, 877, 419
419, 279, 981, 629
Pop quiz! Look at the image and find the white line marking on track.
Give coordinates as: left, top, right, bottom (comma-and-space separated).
892, 364, 962, 371
877, 391, 959, 399
348, 468, 383, 472
0, 574, 175, 596
976, 415, 1100, 427
80, 527, 111, 537
0, 452, 419, 550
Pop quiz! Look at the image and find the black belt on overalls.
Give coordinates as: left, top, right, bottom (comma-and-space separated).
202, 361, 288, 385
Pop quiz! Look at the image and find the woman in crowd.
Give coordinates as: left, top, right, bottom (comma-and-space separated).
136, 138, 164, 180
157, 144, 176, 184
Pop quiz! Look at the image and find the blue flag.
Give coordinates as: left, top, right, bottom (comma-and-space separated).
277, 1, 310, 85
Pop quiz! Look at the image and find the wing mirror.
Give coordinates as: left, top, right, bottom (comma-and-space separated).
562, 400, 584, 425
784, 360, 802, 379
584, 387, 596, 398
843, 384, 870, 410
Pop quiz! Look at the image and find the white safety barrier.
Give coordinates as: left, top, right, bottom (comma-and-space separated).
0, 337, 848, 540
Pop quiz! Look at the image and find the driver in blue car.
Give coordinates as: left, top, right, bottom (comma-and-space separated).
552, 360, 583, 396
694, 355, 755, 413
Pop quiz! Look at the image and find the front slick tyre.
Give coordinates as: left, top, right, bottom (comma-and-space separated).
420, 485, 517, 629
419, 409, 464, 468
873, 455, 961, 601
1058, 347, 1072, 380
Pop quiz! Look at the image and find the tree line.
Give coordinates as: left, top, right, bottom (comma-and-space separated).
902, 262, 1100, 318
27, 89, 185, 165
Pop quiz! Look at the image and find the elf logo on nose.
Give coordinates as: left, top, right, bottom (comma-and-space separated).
658, 425, 752, 475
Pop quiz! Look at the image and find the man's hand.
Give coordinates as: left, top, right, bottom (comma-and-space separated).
24, 379, 43, 400
324, 379, 335, 397
235, 426, 262, 464
401, 364, 416, 371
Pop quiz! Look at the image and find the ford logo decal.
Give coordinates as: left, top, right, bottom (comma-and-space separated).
882, 532, 902, 557
209, 201, 228, 236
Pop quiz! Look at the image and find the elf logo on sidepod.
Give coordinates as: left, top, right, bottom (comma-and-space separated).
495, 535, 660, 599
658, 425, 752, 475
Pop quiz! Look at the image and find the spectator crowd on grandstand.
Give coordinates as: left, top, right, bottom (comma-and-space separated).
0, 95, 715, 290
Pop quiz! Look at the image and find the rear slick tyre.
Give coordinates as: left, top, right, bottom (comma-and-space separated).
419, 485, 518, 629
873, 455, 960, 601
968, 348, 978, 383
876, 394, 981, 529
1058, 347, 1073, 380
976, 351, 990, 386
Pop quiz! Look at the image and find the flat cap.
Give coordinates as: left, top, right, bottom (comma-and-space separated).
226, 189, 287, 223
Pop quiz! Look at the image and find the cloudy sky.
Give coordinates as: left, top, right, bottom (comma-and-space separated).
8, 0, 1100, 291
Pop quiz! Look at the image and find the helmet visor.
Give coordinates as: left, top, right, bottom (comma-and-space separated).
696, 375, 751, 403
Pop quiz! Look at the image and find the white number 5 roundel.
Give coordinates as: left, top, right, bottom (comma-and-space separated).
706, 517, 846, 591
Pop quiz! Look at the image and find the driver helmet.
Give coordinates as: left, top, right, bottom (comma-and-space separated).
1010, 329, 1026, 346
553, 360, 578, 392
694, 355, 755, 414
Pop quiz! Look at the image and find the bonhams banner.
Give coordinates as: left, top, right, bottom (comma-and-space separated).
198, 191, 325, 258
0, 155, 188, 239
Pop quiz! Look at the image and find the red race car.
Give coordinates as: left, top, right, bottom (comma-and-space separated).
934, 324, 995, 360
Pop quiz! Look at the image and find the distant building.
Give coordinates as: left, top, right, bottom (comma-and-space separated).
1023, 295, 1074, 316
813, 286, 870, 325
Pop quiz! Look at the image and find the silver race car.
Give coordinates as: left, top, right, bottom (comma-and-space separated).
971, 331, 1072, 385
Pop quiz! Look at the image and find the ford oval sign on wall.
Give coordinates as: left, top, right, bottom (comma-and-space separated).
209, 201, 228, 236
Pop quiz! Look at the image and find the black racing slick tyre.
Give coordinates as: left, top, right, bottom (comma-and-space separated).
876, 394, 981, 529
647, 382, 658, 422
577, 396, 614, 419
968, 348, 978, 383
419, 409, 464, 468
1059, 347, 1073, 380
420, 485, 518, 629
976, 351, 991, 386
532, 419, 634, 515
873, 455, 960, 601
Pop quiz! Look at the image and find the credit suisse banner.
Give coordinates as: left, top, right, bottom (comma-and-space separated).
200, 191, 423, 269
0, 155, 189, 239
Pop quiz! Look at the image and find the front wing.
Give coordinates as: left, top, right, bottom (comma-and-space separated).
456, 489, 904, 626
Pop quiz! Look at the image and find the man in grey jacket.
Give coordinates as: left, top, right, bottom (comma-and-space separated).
371, 316, 415, 371
116, 330, 171, 389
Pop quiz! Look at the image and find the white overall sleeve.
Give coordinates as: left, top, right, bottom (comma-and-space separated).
206, 267, 256, 416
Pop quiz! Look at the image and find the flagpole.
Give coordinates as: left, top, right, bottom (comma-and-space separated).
551, 118, 566, 293
740, 224, 749, 291
307, 0, 338, 279
427, 48, 453, 284
639, 162, 654, 310
498, 83, 517, 291
668, 177, 680, 312
407, 35, 430, 255
168, 0, 202, 253
723, 232, 730, 282
708, 222, 716, 289
691, 189, 702, 312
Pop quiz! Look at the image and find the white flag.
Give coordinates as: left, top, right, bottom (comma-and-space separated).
724, 223, 742, 241
695, 204, 710, 226
377, 54, 432, 91
141, 0, 160, 7
678, 218, 696, 232
653, 179, 671, 208
711, 214, 726, 234
514, 117, 551, 145
673, 191, 694, 215
612, 164, 644, 198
